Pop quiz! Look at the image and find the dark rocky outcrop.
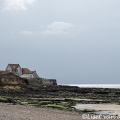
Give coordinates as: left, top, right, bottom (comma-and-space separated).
0, 73, 57, 90
0, 72, 28, 86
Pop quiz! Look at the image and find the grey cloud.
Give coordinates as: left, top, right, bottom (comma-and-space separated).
0, 0, 36, 10
41, 22, 73, 36
19, 22, 74, 36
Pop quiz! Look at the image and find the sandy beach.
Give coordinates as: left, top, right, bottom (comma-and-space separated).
0, 103, 82, 120
75, 104, 120, 116
0, 103, 120, 120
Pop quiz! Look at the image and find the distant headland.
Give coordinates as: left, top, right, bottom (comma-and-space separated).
0, 63, 57, 90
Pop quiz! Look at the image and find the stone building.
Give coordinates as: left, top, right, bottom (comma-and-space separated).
5, 64, 39, 79
6, 64, 22, 76
21, 68, 39, 79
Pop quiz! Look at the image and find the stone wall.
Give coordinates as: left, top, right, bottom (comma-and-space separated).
41, 78, 57, 86
27, 78, 43, 87
27, 78, 57, 86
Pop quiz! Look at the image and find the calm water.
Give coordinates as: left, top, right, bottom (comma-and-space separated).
61, 84, 120, 88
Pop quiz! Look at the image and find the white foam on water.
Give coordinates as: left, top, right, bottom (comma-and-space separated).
60, 84, 120, 88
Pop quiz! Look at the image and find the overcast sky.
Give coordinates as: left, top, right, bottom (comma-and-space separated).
0, 0, 120, 84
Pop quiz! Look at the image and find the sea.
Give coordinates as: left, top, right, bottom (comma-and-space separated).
61, 84, 120, 89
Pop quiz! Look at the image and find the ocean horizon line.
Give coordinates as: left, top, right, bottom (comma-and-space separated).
60, 84, 120, 88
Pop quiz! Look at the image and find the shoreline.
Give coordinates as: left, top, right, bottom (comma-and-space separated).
74, 104, 120, 116
0, 85, 120, 118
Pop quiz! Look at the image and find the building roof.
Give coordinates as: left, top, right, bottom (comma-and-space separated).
7, 64, 21, 71
5, 64, 37, 75
22, 68, 36, 74
22, 68, 31, 74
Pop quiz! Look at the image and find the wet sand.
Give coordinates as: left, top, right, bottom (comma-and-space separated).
76, 104, 120, 116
